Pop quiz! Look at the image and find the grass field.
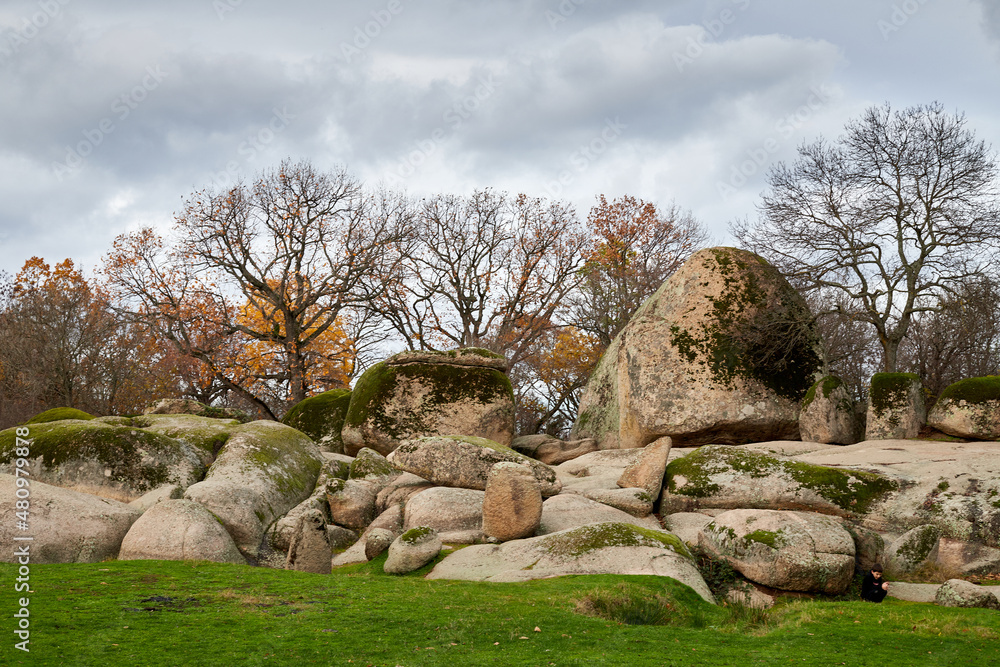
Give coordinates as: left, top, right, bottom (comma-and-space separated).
2, 557, 998, 666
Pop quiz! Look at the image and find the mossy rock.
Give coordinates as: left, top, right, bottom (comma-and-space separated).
24, 407, 95, 424
0, 420, 205, 495
927, 377, 1000, 440
799, 375, 861, 444
543, 522, 692, 560
866, 373, 925, 440
281, 389, 352, 453
663, 445, 898, 516
128, 414, 237, 464
342, 350, 515, 456
348, 447, 395, 481
572, 247, 824, 449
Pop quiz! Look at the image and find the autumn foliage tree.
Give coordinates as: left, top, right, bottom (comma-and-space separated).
572, 195, 708, 347
105, 160, 408, 418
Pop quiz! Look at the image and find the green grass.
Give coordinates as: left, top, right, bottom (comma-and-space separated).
2, 560, 999, 666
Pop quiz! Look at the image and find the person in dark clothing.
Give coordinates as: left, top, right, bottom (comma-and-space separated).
861, 563, 889, 602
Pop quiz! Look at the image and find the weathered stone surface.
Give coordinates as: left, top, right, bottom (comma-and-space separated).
927, 377, 1000, 440
326, 478, 378, 530
427, 522, 714, 603
326, 525, 358, 550
617, 436, 672, 496
320, 452, 353, 480
661, 445, 899, 517
183, 421, 323, 556
482, 462, 542, 541
119, 499, 245, 563
341, 348, 515, 456
403, 487, 484, 543
128, 484, 184, 512
365, 528, 395, 560
582, 488, 654, 517
537, 493, 662, 535
885, 524, 940, 576
571, 247, 823, 449
934, 579, 1000, 609
936, 538, 1000, 576
510, 434, 598, 465
384, 527, 442, 574
866, 373, 925, 440
285, 509, 331, 574
792, 440, 1000, 548
556, 449, 644, 496
799, 376, 861, 445
887, 582, 940, 603
0, 475, 141, 563
143, 398, 208, 415
375, 473, 434, 513
698, 509, 856, 594
387, 435, 561, 496
843, 524, 886, 575
331, 505, 404, 567
0, 419, 207, 497
282, 388, 352, 453
269, 479, 332, 553
129, 413, 239, 466
348, 447, 397, 482
663, 512, 714, 546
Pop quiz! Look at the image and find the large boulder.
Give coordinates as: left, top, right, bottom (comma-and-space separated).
661, 445, 899, 517
118, 499, 245, 563
427, 522, 714, 603
510, 434, 598, 465
885, 524, 941, 576
482, 462, 542, 541
0, 475, 141, 563
866, 373, 925, 440
402, 487, 485, 543
183, 421, 323, 557
387, 435, 561, 496
927, 377, 1000, 440
341, 348, 515, 456
128, 414, 240, 466
24, 407, 95, 424
698, 509, 856, 594
282, 388, 353, 453
326, 478, 378, 530
799, 376, 862, 445
934, 579, 1000, 609
571, 247, 824, 449
0, 419, 207, 497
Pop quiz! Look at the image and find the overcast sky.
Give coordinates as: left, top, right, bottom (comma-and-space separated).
1, 0, 998, 277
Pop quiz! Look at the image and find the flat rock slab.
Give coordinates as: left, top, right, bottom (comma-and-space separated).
537, 494, 662, 535
887, 582, 940, 603
426, 522, 714, 603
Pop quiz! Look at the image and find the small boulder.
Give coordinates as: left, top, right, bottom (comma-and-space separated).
119, 499, 245, 563
341, 348, 515, 456
331, 505, 404, 567
282, 388, 352, 453
0, 475, 141, 563
799, 376, 861, 445
866, 373, 925, 440
698, 509, 856, 594
285, 509, 331, 574
510, 434, 598, 465
927, 377, 1000, 440
482, 462, 542, 541
384, 527, 442, 574
326, 479, 378, 530
617, 436, 672, 496
582, 488, 654, 517
128, 484, 184, 513
348, 447, 397, 483
403, 487, 485, 543
365, 528, 395, 560
934, 579, 1000, 609
663, 512, 714, 546
886, 524, 941, 576
326, 525, 358, 551
388, 435, 561, 496
844, 524, 886, 575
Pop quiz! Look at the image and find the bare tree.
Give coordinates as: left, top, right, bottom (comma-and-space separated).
375, 189, 588, 367
105, 160, 408, 417
734, 102, 1000, 372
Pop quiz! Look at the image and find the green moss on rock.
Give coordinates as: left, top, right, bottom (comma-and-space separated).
24, 407, 95, 424
348, 448, 394, 480
937, 376, 1000, 405
870, 373, 920, 416
543, 523, 692, 560
282, 388, 352, 451
802, 376, 844, 410
400, 526, 436, 544
744, 529, 782, 549
665, 446, 898, 514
